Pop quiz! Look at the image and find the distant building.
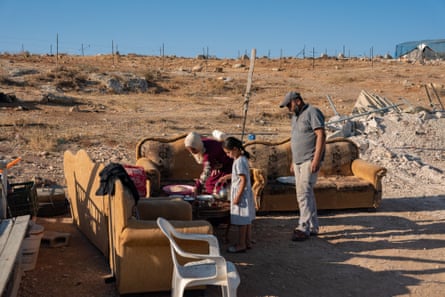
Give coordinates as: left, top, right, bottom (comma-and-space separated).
395, 39, 445, 61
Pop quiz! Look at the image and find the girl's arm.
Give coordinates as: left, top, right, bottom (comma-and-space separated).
233, 174, 246, 205
218, 173, 231, 183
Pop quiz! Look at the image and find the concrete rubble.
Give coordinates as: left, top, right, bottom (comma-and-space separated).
326, 91, 445, 198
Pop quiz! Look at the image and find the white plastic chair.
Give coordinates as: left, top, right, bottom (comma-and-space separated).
156, 217, 240, 297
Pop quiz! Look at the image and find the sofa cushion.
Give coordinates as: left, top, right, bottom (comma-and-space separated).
136, 198, 193, 221
331, 175, 373, 191
314, 178, 337, 190
124, 164, 147, 198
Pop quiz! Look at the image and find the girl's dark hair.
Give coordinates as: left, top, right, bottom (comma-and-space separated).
223, 136, 251, 159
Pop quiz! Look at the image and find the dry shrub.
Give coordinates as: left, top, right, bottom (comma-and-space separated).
221, 108, 237, 119
103, 96, 139, 112
0, 75, 26, 87
327, 73, 366, 84
17, 121, 87, 152
26, 129, 59, 152
145, 69, 162, 82
203, 78, 226, 95
79, 64, 99, 73
56, 79, 76, 90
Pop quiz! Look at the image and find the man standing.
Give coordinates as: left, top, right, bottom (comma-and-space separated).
280, 91, 326, 241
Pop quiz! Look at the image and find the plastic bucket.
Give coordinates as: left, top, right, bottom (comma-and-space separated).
21, 222, 45, 271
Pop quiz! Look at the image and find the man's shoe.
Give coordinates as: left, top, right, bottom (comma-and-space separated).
291, 229, 309, 241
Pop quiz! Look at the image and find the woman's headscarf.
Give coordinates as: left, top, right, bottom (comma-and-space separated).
185, 132, 204, 164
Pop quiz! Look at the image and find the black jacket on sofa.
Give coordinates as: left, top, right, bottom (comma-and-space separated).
96, 163, 140, 203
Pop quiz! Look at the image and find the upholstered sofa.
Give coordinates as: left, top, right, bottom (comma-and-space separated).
63, 149, 213, 295
244, 137, 387, 212
134, 134, 265, 206
135, 134, 202, 197
135, 135, 386, 212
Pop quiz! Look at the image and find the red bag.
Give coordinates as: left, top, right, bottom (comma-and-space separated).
123, 165, 147, 198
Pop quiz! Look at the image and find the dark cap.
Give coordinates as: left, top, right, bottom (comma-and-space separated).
279, 91, 302, 108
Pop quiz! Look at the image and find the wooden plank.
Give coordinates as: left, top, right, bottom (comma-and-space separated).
423, 84, 435, 109
0, 220, 13, 256
0, 215, 30, 295
430, 83, 444, 110
241, 48, 257, 141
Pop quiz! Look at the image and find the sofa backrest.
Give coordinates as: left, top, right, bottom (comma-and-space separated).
135, 134, 202, 180
244, 137, 360, 180
244, 138, 292, 181
319, 137, 359, 177
64, 150, 110, 256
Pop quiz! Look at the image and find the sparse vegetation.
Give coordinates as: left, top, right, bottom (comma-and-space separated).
1, 53, 445, 297
1, 53, 443, 158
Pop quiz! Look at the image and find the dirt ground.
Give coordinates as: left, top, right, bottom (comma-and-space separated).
1, 53, 444, 297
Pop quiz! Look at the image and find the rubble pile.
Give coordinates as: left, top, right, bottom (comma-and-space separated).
349, 111, 445, 197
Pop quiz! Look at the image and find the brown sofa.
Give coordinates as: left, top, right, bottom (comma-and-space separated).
245, 137, 387, 212
135, 135, 386, 213
135, 134, 202, 197
134, 134, 264, 204
63, 149, 213, 295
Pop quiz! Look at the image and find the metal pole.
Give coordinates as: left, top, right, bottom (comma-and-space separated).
326, 95, 340, 116
326, 104, 403, 125
0, 161, 7, 219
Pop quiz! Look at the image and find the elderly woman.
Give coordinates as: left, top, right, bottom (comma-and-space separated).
185, 131, 233, 195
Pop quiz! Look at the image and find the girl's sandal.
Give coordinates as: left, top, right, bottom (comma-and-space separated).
247, 240, 255, 249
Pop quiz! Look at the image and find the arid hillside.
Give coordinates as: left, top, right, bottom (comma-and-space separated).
1, 53, 444, 185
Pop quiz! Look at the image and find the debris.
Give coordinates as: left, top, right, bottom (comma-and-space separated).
41, 231, 71, 248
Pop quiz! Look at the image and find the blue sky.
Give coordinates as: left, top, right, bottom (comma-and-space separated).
0, 0, 444, 58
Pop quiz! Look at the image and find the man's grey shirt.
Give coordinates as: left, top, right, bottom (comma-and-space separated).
290, 104, 325, 164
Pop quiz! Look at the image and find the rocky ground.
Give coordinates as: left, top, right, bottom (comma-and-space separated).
1, 54, 444, 296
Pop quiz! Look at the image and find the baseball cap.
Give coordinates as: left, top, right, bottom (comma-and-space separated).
279, 91, 302, 108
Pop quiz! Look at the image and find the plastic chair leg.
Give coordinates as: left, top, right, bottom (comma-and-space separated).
229, 286, 238, 297
221, 286, 228, 297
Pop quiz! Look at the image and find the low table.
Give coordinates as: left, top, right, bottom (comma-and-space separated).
192, 200, 230, 241
193, 200, 229, 219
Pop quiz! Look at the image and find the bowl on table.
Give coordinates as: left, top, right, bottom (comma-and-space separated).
162, 184, 195, 196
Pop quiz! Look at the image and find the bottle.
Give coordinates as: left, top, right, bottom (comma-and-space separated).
248, 133, 256, 141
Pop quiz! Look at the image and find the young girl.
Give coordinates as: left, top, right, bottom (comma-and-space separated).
220, 136, 256, 253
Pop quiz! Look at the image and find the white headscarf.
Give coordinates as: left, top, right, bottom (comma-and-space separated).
185, 132, 204, 164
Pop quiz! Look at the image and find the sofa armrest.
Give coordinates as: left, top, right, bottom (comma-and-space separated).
120, 219, 213, 246
136, 157, 161, 196
137, 199, 193, 221
351, 159, 387, 188
251, 168, 267, 211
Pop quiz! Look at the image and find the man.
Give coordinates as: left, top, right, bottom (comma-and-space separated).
279, 91, 326, 241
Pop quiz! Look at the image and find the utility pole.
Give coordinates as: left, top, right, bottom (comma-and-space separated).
56, 33, 59, 68
112, 40, 115, 66
312, 47, 315, 69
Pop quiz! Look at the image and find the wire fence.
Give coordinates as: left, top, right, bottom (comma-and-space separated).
0, 35, 392, 59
